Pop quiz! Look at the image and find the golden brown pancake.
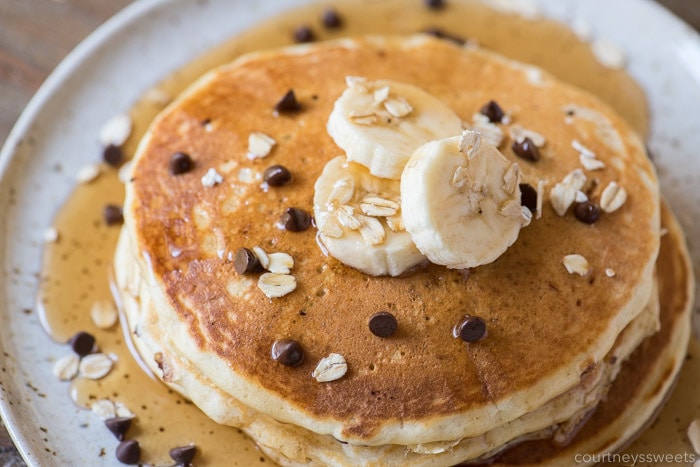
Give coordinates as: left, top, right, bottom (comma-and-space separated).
115, 229, 673, 466
485, 201, 693, 465
114, 35, 679, 465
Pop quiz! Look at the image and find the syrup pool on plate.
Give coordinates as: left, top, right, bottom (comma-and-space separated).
36, 0, 695, 464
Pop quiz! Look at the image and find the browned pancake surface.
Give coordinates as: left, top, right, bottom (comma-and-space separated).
126, 36, 659, 439
490, 201, 692, 465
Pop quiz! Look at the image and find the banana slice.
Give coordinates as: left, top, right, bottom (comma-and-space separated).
401, 130, 530, 269
314, 156, 426, 276
327, 77, 463, 180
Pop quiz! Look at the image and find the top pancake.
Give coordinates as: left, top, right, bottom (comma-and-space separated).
123, 35, 659, 445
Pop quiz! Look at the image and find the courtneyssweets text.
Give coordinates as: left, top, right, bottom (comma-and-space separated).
574, 452, 696, 465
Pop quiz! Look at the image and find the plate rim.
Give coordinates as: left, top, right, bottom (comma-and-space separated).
1, 0, 698, 465
0, 0, 170, 462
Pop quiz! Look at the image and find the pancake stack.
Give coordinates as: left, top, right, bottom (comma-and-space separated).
114, 36, 693, 465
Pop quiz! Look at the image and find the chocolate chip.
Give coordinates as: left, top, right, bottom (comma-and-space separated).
274, 89, 302, 114
480, 100, 505, 123
519, 183, 537, 212
169, 445, 197, 465
293, 25, 315, 43
103, 144, 124, 167
512, 137, 540, 162
169, 152, 194, 175
322, 8, 342, 28
115, 440, 140, 465
263, 165, 293, 187
103, 204, 124, 226
104, 417, 132, 441
271, 339, 305, 367
422, 27, 466, 45
69, 331, 96, 357
233, 248, 263, 274
424, 0, 446, 9
368, 312, 398, 338
454, 316, 487, 343
574, 201, 601, 224
281, 207, 312, 232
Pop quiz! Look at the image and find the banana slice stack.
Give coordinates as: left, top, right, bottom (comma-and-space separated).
315, 77, 531, 276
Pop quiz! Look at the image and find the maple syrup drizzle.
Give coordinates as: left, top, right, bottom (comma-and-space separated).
37, 1, 693, 465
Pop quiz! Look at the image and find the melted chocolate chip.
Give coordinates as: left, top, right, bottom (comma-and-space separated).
115, 440, 140, 465
454, 316, 487, 343
293, 25, 315, 43
169, 152, 194, 175
274, 89, 302, 114
321, 8, 342, 28
104, 417, 132, 441
424, 0, 446, 10
422, 27, 466, 45
512, 137, 541, 162
479, 100, 505, 123
263, 165, 293, 187
281, 207, 312, 232
519, 183, 537, 212
102, 144, 124, 167
271, 339, 305, 367
574, 201, 601, 224
233, 248, 263, 274
368, 312, 398, 338
69, 331, 95, 357
103, 204, 124, 226
169, 445, 197, 465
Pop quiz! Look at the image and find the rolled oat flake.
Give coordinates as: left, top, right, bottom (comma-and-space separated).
79, 353, 114, 380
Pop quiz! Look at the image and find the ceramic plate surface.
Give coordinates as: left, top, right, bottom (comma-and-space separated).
1, 0, 698, 465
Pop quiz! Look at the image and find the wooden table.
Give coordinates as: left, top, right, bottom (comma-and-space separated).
0, 0, 699, 464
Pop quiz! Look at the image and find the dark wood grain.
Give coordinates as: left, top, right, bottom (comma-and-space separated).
0, 0, 134, 145
0, 0, 698, 465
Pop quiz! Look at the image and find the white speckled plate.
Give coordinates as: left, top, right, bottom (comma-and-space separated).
0, 0, 698, 465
